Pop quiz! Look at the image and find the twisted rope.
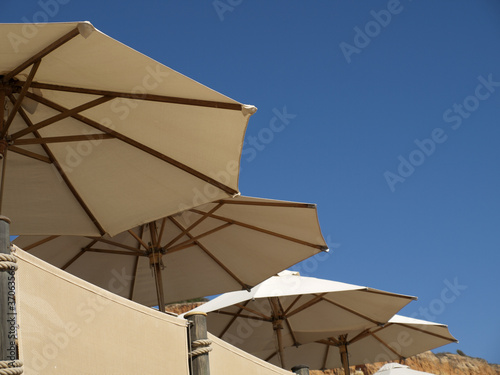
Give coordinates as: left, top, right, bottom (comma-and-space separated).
0, 254, 17, 271
189, 339, 212, 358
0, 360, 23, 375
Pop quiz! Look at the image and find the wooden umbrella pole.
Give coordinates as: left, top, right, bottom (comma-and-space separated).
152, 256, 166, 312
272, 319, 286, 369
339, 343, 351, 375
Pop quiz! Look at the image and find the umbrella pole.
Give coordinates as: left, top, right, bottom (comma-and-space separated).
152, 258, 166, 312
339, 343, 351, 375
272, 319, 286, 369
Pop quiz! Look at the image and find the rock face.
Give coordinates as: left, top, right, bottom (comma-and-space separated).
165, 301, 206, 315
310, 351, 500, 375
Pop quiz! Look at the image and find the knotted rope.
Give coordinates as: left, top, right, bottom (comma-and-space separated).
0, 360, 23, 375
189, 339, 212, 358
0, 254, 17, 271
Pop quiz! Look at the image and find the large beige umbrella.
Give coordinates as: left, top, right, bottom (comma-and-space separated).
14, 196, 328, 309
0, 21, 256, 237
266, 314, 457, 373
0, 21, 255, 363
184, 271, 416, 370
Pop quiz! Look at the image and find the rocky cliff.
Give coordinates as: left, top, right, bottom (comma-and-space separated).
311, 351, 500, 375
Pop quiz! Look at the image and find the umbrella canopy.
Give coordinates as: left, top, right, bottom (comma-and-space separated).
184, 271, 416, 370
266, 314, 456, 373
14, 196, 328, 308
0, 21, 256, 237
374, 363, 436, 375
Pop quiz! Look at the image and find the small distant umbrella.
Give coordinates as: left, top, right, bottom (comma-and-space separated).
374, 363, 436, 375
185, 271, 416, 370
266, 314, 456, 374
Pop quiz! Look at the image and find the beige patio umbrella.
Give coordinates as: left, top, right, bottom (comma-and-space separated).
14, 196, 329, 309
266, 314, 457, 373
0, 21, 256, 237
184, 271, 416, 370
0, 21, 256, 363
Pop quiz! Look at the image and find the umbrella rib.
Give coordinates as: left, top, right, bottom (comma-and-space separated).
346, 328, 372, 345
61, 238, 98, 270
168, 217, 249, 289
10, 95, 114, 140
1, 59, 41, 138
86, 234, 149, 254
165, 221, 232, 253
283, 294, 303, 315
264, 351, 278, 362
149, 222, 159, 248
62, 249, 86, 270
286, 293, 327, 318
284, 317, 300, 347
189, 209, 327, 250
84, 248, 143, 256
215, 311, 271, 322
129, 225, 145, 301
321, 342, 330, 370
18, 235, 60, 251
8, 96, 106, 235
24, 91, 239, 196
129, 255, 140, 301
369, 332, 404, 359
218, 300, 250, 338
363, 288, 416, 301
218, 200, 315, 209
156, 218, 167, 247
234, 303, 271, 320
397, 323, 457, 343
14, 134, 115, 145
164, 203, 224, 249
26, 81, 243, 111
276, 298, 300, 346
2, 27, 81, 83
317, 337, 339, 346
8, 145, 51, 163
127, 229, 150, 251
319, 295, 381, 325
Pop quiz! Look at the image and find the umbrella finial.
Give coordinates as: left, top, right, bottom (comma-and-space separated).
77, 22, 95, 39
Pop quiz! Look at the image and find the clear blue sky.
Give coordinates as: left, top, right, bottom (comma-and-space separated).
2, 0, 499, 365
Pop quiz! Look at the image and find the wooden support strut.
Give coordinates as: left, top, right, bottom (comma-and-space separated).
185, 312, 211, 375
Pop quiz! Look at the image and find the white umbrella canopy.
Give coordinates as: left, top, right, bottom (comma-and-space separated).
14, 196, 329, 308
266, 314, 456, 373
185, 271, 416, 369
374, 363, 436, 375
0, 21, 256, 237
